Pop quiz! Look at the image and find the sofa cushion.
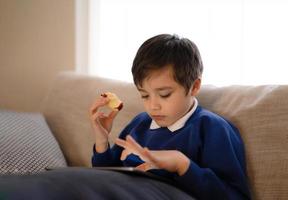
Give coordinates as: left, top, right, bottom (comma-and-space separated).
197, 85, 288, 200
0, 109, 67, 174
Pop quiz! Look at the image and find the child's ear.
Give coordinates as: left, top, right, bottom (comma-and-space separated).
190, 78, 201, 96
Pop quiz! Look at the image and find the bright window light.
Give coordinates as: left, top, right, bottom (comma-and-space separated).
88, 0, 288, 86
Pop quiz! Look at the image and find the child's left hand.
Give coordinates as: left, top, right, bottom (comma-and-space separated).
115, 135, 190, 176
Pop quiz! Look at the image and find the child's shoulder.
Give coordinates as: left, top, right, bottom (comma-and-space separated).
132, 112, 151, 121
126, 112, 151, 127
192, 106, 235, 129
119, 112, 151, 138
194, 106, 223, 119
190, 106, 243, 148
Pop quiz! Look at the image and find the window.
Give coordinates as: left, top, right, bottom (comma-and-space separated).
84, 0, 288, 86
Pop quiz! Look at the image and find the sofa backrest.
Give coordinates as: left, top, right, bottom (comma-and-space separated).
41, 71, 288, 200
197, 85, 288, 200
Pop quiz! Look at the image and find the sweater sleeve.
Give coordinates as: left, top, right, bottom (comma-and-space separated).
91, 143, 123, 167
174, 116, 251, 200
91, 113, 147, 167
91, 125, 131, 167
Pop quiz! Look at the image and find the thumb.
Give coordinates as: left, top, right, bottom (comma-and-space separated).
120, 149, 131, 161
135, 162, 157, 172
108, 110, 119, 120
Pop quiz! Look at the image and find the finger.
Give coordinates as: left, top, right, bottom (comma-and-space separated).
135, 163, 150, 171
126, 135, 144, 152
140, 148, 161, 168
115, 137, 137, 153
142, 147, 156, 162
115, 138, 127, 149
107, 110, 119, 120
135, 162, 158, 171
115, 138, 133, 161
120, 149, 132, 161
126, 135, 152, 161
116, 136, 146, 161
120, 150, 126, 161
91, 112, 105, 122
90, 97, 109, 114
115, 137, 143, 161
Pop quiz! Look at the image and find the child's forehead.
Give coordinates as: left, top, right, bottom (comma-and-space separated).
145, 67, 174, 81
145, 65, 174, 78
139, 66, 181, 90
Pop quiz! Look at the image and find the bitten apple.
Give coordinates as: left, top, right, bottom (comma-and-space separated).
101, 92, 123, 111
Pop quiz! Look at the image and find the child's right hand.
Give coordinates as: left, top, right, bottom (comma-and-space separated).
90, 96, 120, 153
115, 135, 190, 176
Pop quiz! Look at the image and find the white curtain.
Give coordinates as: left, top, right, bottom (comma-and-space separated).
87, 0, 288, 86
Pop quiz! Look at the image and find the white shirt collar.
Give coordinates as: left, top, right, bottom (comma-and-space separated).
150, 98, 198, 132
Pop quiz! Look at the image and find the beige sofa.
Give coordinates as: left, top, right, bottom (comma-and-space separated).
40, 71, 288, 200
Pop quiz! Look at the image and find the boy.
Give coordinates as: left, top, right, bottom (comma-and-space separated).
90, 34, 251, 199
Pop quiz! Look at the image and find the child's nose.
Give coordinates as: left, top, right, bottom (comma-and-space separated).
149, 98, 161, 110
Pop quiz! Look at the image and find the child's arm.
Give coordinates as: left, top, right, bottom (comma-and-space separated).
89, 95, 120, 153
91, 112, 144, 167
115, 132, 251, 200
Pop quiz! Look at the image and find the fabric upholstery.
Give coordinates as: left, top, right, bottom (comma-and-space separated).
0, 110, 67, 174
197, 85, 288, 200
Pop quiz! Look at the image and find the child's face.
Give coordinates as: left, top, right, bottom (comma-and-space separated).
137, 66, 197, 127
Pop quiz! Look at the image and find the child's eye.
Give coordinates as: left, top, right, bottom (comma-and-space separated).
141, 95, 149, 99
160, 93, 171, 98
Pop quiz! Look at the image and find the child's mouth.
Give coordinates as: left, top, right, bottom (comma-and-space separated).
152, 115, 165, 121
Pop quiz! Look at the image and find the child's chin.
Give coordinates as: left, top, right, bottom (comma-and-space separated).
155, 121, 172, 128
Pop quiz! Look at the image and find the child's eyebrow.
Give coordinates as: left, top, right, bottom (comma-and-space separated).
155, 87, 173, 91
137, 88, 147, 92
137, 87, 173, 92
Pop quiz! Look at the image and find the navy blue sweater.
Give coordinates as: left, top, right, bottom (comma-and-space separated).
92, 106, 251, 200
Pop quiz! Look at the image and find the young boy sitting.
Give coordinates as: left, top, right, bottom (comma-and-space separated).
90, 34, 251, 200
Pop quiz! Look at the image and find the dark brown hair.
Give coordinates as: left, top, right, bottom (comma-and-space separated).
131, 34, 203, 93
